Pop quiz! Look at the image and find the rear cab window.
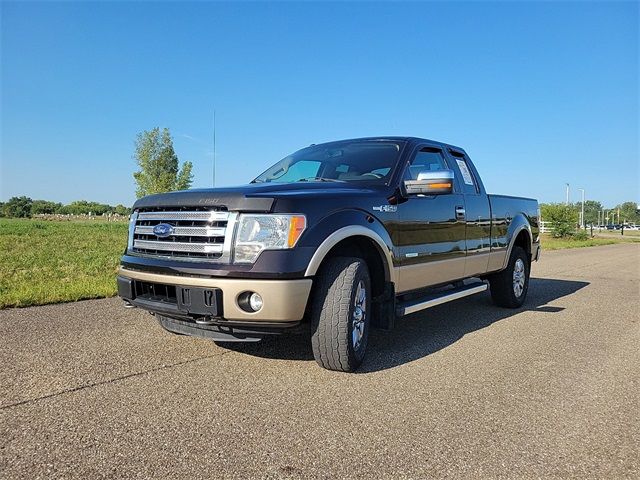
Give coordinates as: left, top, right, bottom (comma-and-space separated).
448, 150, 479, 194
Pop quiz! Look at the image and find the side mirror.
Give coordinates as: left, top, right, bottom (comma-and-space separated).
403, 169, 454, 195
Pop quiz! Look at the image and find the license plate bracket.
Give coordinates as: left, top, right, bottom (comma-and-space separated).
176, 286, 223, 317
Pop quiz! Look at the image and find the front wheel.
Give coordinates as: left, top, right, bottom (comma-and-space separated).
489, 246, 530, 308
310, 257, 371, 372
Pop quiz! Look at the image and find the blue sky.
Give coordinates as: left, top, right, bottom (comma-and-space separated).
1, 1, 638, 207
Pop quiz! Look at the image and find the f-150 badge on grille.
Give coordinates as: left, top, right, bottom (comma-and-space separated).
152, 223, 174, 237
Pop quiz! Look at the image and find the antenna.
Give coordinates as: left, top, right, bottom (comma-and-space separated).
212, 109, 216, 187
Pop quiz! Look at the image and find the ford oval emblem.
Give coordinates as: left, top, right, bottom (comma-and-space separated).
153, 223, 174, 238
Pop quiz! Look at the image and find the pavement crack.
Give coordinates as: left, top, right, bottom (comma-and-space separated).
1, 352, 229, 410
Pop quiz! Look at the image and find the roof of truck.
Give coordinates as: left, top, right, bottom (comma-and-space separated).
310, 136, 467, 154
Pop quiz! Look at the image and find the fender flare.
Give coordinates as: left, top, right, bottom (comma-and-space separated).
502, 217, 533, 270
304, 226, 396, 284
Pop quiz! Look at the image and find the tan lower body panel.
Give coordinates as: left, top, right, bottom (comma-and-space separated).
464, 252, 491, 278
395, 257, 466, 293
395, 252, 506, 293
118, 267, 312, 322
487, 249, 508, 272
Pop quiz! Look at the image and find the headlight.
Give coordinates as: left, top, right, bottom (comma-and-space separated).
234, 214, 306, 264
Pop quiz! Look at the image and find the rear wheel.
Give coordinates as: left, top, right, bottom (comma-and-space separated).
310, 257, 371, 372
489, 246, 530, 308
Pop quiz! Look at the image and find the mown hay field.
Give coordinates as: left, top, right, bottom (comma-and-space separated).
0, 218, 127, 308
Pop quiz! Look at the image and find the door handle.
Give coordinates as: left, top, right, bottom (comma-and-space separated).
455, 206, 466, 220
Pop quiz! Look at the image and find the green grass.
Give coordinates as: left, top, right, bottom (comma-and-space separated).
1, 218, 638, 309
541, 233, 640, 250
596, 229, 640, 237
0, 218, 128, 308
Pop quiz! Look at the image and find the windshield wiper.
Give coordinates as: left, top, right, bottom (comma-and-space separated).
296, 177, 346, 183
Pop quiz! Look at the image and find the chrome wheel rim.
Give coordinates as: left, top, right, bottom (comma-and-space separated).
513, 258, 526, 298
352, 280, 366, 350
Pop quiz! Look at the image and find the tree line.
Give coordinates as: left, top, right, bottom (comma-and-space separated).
541, 200, 640, 225
0, 197, 130, 218
540, 201, 640, 238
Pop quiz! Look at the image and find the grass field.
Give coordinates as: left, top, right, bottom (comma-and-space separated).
1, 218, 639, 309
540, 233, 640, 250
595, 229, 640, 237
0, 218, 127, 308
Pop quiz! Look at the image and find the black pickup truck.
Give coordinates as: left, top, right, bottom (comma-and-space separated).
118, 137, 540, 372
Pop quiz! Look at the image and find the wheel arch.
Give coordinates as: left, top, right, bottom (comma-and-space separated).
304, 226, 395, 297
502, 217, 533, 269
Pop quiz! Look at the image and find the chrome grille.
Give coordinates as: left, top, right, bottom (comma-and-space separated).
134, 225, 226, 237
130, 207, 234, 261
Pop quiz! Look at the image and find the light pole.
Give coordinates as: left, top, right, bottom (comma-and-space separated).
598, 209, 603, 229
212, 109, 217, 187
565, 183, 570, 205
578, 188, 585, 229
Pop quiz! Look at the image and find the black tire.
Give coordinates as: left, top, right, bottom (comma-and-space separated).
310, 257, 371, 372
489, 246, 530, 308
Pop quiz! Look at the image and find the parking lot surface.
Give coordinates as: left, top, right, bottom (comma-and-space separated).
1, 243, 638, 479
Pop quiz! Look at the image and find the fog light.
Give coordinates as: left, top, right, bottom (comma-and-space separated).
249, 292, 263, 312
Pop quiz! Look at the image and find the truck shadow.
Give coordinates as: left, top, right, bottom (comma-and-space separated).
223, 277, 589, 373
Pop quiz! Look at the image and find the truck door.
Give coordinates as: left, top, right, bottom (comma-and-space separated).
394, 145, 466, 293
446, 149, 492, 277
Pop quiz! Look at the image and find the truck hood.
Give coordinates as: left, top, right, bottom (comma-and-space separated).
132, 182, 388, 212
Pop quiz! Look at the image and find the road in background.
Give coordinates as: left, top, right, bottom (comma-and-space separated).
1, 243, 638, 478
594, 230, 640, 238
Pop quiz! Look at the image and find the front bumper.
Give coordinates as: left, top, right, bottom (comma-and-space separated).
117, 267, 312, 323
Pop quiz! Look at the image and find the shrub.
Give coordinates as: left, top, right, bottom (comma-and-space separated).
113, 204, 131, 216
541, 203, 579, 238
571, 230, 589, 241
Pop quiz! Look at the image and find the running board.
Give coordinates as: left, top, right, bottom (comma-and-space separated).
396, 282, 488, 317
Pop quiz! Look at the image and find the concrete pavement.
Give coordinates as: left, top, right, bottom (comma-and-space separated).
1, 243, 638, 478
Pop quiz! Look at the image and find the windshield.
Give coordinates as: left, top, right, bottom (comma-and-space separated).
252, 140, 405, 184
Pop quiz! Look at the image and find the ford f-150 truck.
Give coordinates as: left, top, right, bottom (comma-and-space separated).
118, 137, 540, 372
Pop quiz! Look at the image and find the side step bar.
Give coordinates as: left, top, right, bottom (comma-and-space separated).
396, 282, 488, 317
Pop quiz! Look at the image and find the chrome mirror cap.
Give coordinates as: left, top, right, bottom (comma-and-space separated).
404, 169, 454, 195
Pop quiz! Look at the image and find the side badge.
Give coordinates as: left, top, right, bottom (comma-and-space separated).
373, 205, 397, 213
